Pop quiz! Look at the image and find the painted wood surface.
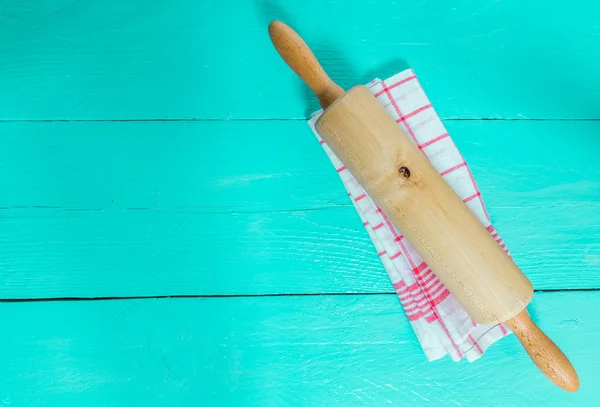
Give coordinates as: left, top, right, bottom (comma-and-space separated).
2, 204, 597, 298
0, 120, 598, 298
0, 0, 598, 405
0, 120, 597, 211
0, 292, 597, 406
0, 0, 598, 120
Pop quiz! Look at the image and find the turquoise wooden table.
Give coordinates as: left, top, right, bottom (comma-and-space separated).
0, 1, 599, 405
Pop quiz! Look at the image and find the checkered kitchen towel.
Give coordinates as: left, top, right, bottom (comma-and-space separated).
308, 69, 511, 362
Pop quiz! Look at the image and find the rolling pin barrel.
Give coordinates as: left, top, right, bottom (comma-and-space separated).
315, 85, 532, 324
268, 19, 579, 392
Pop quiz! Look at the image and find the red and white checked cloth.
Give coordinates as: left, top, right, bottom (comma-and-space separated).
308, 69, 512, 362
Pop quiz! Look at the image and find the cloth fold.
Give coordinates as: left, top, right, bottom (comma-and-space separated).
308, 69, 511, 362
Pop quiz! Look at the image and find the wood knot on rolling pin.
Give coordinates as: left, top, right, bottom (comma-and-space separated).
399, 166, 411, 178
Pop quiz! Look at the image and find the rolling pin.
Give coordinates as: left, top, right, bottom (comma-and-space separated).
268, 20, 579, 392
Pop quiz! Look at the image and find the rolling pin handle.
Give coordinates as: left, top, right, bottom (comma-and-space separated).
506, 310, 579, 392
268, 20, 344, 110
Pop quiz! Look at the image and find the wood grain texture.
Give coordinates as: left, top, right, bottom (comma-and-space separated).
0, 121, 598, 298
0, 292, 597, 406
0, 0, 598, 120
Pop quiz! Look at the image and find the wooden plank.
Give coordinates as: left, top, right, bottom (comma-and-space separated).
0, 292, 597, 406
0, 120, 597, 211
0, 205, 597, 299
0, 0, 598, 120
0, 120, 598, 298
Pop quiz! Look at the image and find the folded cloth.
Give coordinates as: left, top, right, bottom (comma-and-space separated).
307, 69, 511, 362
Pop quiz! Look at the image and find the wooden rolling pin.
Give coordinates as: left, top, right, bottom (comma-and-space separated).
268, 20, 579, 392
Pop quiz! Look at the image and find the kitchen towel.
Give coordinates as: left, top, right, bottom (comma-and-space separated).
308, 68, 511, 362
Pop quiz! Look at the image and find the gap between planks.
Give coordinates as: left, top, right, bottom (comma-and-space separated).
2, 288, 599, 304
0, 118, 599, 123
